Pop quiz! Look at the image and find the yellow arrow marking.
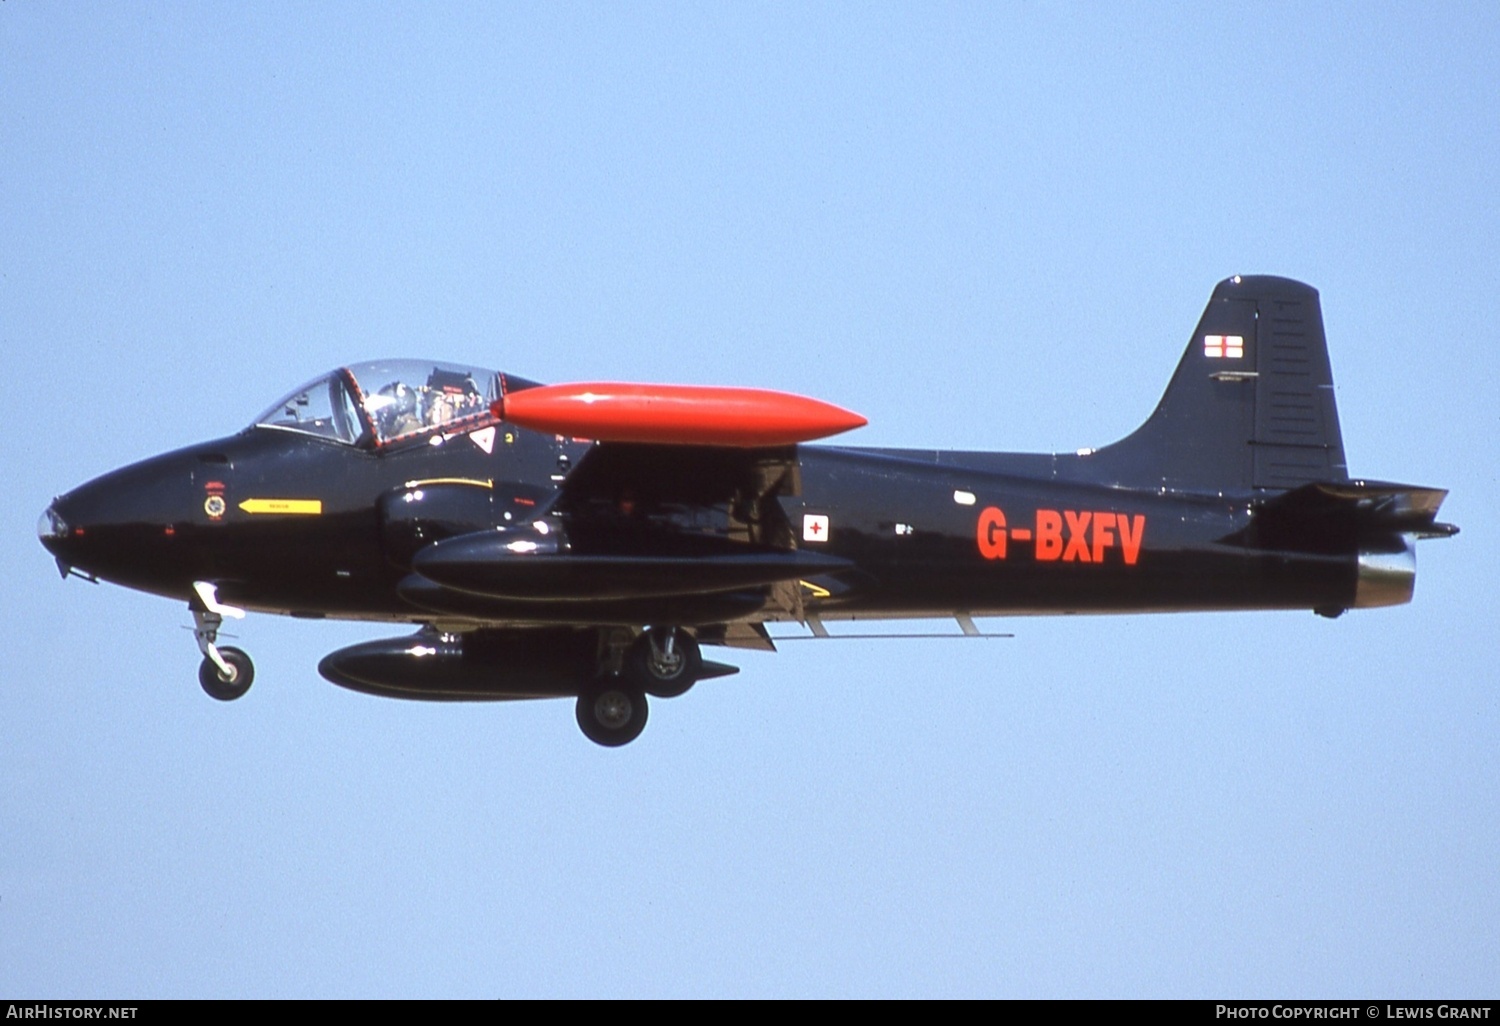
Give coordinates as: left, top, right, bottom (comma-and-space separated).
238, 498, 323, 515
798, 580, 832, 599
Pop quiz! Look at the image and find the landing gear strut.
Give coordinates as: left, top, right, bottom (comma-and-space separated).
573, 628, 705, 746
625, 626, 702, 699
191, 582, 253, 701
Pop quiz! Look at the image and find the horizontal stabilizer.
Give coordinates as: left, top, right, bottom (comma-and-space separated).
1265, 480, 1455, 534
1239, 479, 1458, 553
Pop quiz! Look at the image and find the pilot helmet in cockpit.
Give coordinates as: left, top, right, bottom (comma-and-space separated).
373, 381, 421, 438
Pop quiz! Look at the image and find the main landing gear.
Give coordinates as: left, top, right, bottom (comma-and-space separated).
191, 582, 254, 701
574, 627, 704, 747
575, 681, 649, 747
627, 625, 702, 699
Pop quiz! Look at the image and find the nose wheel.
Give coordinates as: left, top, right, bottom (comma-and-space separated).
199, 645, 255, 701
191, 584, 254, 701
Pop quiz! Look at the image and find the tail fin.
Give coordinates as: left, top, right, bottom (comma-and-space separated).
1090, 275, 1348, 492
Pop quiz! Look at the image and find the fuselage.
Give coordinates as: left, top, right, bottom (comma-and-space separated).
39, 417, 1363, 627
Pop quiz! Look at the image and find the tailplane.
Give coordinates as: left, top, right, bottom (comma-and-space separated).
1234, 480, 1459, 611
1089, 275, 1347, 492
1230, 480, 1459, 552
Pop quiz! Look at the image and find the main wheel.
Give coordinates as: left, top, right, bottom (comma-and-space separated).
575, 682, 649, 747
626, 628, 702, 699
199, 646, 254, 701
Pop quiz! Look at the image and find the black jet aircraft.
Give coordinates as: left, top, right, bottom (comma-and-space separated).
39, 276, 1456, 745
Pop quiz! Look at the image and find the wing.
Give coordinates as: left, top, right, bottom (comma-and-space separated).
408, 441, 842, 610
402, 381, 868, 652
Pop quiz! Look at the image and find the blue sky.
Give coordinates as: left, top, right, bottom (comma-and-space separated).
3, 3, 1496, 997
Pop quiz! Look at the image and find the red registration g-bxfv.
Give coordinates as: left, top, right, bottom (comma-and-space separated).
39, 276, 1456, 745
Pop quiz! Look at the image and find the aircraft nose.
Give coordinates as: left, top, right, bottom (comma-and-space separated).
40, 450, 198, 587
38, 497, 87, 571
38, 501, 75, 573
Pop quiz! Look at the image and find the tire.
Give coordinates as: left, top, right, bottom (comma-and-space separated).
199, 646, 254, 701
575, 682, 648, 747
627, 629, 701, 699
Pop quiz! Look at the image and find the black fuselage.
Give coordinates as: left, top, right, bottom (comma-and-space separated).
41, 420, 1359, 626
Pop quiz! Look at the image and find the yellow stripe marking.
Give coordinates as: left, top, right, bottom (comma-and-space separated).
799, 580, 832, 599
401, 477, 494, 489
238, 498, 323, 515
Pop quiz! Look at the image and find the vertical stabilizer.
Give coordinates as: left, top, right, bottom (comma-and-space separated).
1089, 275, 1347, 492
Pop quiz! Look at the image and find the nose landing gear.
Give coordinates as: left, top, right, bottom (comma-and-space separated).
198, 643, 255, 701
191, 582, 254, 701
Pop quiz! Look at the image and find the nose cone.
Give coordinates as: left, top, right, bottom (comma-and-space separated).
39, 481, 113, 575
41, 450, 198, 591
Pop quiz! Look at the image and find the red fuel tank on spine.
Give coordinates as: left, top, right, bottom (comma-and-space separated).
493, 382, 866, 447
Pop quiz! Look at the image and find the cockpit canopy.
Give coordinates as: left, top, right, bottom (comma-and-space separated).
253, 360, 530, 448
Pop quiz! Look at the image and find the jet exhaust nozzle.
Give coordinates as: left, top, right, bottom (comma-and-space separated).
1352, 534, 1417, 609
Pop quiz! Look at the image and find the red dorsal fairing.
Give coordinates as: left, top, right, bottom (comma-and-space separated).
493, 382, 867, 447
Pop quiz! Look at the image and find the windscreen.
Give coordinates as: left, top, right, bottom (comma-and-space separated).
252, 371, 366, 445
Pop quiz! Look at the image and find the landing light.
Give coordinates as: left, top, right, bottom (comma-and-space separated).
37, 506, 67, 540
